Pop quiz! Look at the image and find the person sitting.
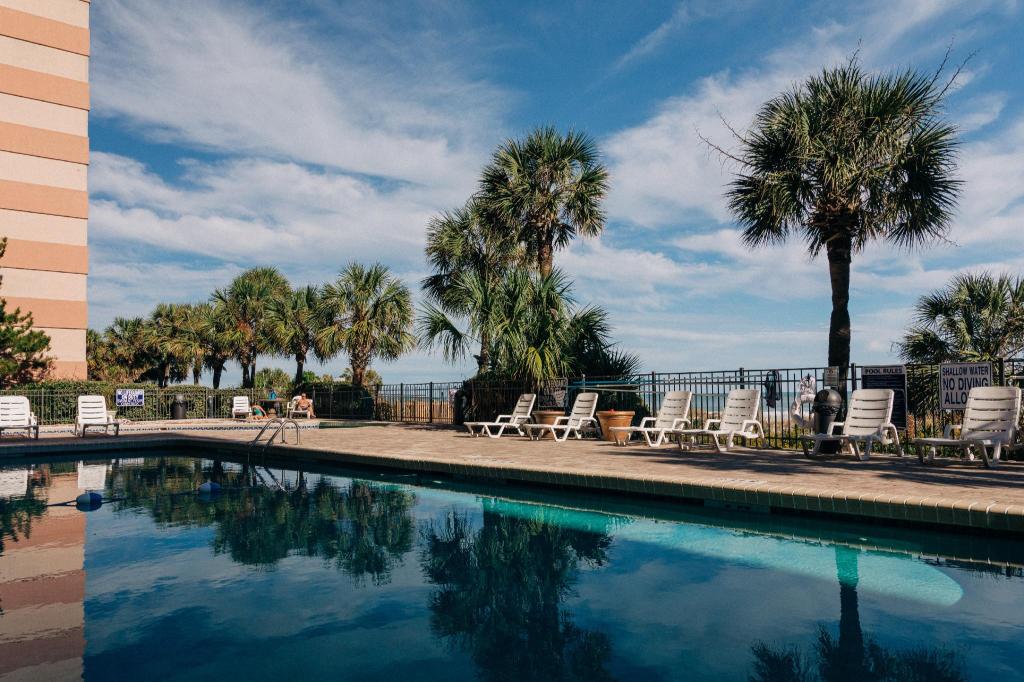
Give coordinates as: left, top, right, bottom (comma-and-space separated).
295, 393, 316, 418
251, 404, 269, 419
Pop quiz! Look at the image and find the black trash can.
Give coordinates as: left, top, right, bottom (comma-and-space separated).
206, 395, 216, 419
171, 393, 188, 420
812, 388, 843, 454
452, 389, 468, 426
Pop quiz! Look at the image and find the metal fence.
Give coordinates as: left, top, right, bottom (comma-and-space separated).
7, 359, 1023, 449
0, 387, 268, 425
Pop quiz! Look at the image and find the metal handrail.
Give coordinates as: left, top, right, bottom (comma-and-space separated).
249, 418, 300, 449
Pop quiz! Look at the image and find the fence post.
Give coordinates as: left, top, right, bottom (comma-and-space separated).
650, 370, 657, 414
429, 381, 434, 423
998, 357, 1005, 385
850, 363, 857, 391
739, 367, 745, 389
400, 383, 405, 421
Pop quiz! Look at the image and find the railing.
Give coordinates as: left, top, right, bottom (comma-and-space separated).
0, 387, 268, 425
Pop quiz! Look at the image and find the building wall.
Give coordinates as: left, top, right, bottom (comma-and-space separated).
0, 0, 90, 379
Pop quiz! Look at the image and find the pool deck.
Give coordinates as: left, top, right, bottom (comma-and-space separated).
4, 420, 1024, 534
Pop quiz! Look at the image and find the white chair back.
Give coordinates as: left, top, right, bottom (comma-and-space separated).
78, 395, 110, 424
0, 396, 32, 427
843, 389, 894, 436
653, 391, 692, 428
719, 389, 761, 431
961, 386, 1022, 444
511, 394, 537, 419
232, 396, 251, 411
567, 392, 599, 426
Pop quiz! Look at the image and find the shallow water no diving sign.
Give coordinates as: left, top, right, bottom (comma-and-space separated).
115, 388, 145, 407
939, 362, 992, 410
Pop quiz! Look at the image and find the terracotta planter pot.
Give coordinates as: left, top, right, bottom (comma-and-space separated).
596, 411, 635, 442
532, 410, 566, 440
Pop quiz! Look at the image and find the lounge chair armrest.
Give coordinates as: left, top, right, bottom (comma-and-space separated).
704, 419, 721, 430
828, 421, 844, 435
494, 415, 512, 423
943, 424, 962, 439
671, 418, 690, 429
741, 419, 762, 434
553, 416, 570, 425
639, 417, 657, 428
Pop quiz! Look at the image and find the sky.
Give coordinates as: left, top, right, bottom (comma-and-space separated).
86, 0, 1024, 384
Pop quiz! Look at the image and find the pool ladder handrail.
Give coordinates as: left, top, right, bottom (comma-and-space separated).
250, 417, 300, 449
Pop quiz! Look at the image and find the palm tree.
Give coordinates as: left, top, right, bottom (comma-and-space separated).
103, 316, 157, 382
724, 59, 961, 387
422, 199, 522, 374
318, 263, 415, 387
266, 285, 328, 386
164, 303, 210, 384
897, 272, 1024, 363
148, 303, 189, 388
200, 300, 238, 389
213, 267, 290, 387
480, 126, 609, 276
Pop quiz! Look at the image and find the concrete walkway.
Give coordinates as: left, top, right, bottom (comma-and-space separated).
3, 421, 1024, 533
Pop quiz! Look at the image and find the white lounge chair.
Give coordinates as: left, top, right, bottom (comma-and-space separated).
801, 388, 902, 460
287, 396, 311, 419
610, 391, 692, 446
522, 392, 599, 442
76, 395, 120, 437
0, 396, 39, 439
465, 394, 536, 438
232, 396, 252, 419
912, 386, 1021, 468
674, 388, 764, 452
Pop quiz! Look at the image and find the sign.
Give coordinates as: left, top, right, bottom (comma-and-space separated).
824, 366, 840, 387
940, 362, 993, 410
861, 365, 908, 429
115, 388, 145, 407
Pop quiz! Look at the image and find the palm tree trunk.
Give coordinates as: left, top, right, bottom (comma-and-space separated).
826, 235, 853, 392
192, 363, 201, 385
477, 328, 491, 375
212, 362, 224, 389
239, 361, 251, 388
294, 355, 305, 387
537, 226, 554, 277
835, 547, 865, 676
350, 359, 365, 387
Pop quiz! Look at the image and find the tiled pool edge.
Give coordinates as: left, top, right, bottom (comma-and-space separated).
4, 434, 1023, 535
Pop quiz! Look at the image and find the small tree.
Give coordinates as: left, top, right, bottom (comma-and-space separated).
0, 238, 52, 386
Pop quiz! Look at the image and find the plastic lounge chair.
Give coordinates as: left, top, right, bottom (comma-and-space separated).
911, 386, 1021, 468
465, 394, 536, 438
232, 396, 252, 420
76, 395, 120, 437
0, 396, 40, 439
674, 388, 763, 452
522, 392, 599, 442
801, 388, 902, 460
288, 396, 311, 419
609, 391, 692, 446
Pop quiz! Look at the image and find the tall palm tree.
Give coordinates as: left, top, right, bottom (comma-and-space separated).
201, 300, 239, 389
422, 199, 522, 374
213, 267, 290, 388
480, 126, 609, 276
318, 263, 415, 387
148, 303, 189, 388
725, 60, 961, 387
165, 303, 210, 384
897, 272, 1024, 363
103, 316, 156, 382
266, 285, 328, 386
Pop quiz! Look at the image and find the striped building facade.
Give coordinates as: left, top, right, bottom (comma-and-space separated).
0, 0, 90, 379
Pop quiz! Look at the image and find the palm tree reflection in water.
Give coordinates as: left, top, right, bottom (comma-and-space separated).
420, 506, 616, 682
109, 458, 415, 583
750, 546, 966, 682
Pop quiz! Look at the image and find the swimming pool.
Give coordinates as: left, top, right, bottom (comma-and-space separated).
2, 452, 1023, 680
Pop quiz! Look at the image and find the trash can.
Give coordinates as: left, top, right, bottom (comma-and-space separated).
812, 388, 843, 454
452, 389, 468, 426
171, 393, 188, 420
206, 395, 216, 419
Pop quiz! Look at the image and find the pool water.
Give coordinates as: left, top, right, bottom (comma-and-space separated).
2, 454, 1023, 681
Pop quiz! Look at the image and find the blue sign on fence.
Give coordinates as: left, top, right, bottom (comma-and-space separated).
115, 388, 145, 407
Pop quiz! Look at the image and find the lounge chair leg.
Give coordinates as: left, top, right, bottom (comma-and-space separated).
858, 441, 871, 461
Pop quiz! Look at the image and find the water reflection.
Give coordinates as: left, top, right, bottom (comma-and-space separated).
107, 457, 415, 582
421, 504, 616, 681
750, 547, 967, 682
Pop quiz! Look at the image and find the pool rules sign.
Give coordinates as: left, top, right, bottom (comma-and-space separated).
939, 362, 993, 410
861, 365, 908, 429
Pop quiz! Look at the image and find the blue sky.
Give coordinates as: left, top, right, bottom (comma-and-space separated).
87, 0, 1024, 383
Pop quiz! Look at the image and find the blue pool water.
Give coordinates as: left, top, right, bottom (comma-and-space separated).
1, 453, 1023, 681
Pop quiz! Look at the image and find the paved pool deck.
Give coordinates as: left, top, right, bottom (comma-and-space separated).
4, 420, 1024, 534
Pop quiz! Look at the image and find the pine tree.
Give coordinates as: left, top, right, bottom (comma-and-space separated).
0, 238, 53, 386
